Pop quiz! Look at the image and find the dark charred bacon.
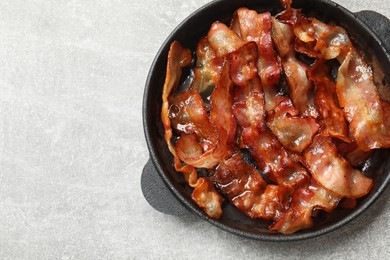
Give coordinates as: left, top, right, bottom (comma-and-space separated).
270, 180, 341, 234
211, 153, 288, 220
307, 60, 349, 142
161, 41, 223, 219
304, 135, 373, 198
272, 17, 318, 118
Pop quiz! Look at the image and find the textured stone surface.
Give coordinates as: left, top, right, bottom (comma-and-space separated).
0, 0, 389, 259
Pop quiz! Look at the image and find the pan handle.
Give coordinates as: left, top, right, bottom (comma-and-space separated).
141, 159, 190, 216
355, 10, 390, 52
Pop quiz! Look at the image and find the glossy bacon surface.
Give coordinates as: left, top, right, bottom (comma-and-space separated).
208, 22, 246, 57
272, 17, 318, 118
191, 37, 224, 97
242, 128, 310, 190
307, 60, 349, 142
233, 8, 282, 90
161, 41, 223, 218
270, 180, 341, 234
211, 153, 288, 220
161, 3, 386, 234
337, 50, 390, 150
304, 135, 373, 198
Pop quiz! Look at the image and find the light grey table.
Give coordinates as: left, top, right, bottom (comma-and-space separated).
0, 0, 389, 259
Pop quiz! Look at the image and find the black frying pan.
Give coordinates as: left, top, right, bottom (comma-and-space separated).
142, 0, 390, 241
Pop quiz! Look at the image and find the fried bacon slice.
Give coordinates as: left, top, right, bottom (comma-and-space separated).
271, 17, 318, 118
242, 128, 310, 190
211, 153, 288, 220
161, 41, 223, 218
210, 60, 237, 145
170, 89, 232, 169
209, 23, 311, 188
304, 135, 373, 198
337, 50, 390, 150
208, 22, 246, 58
229, 42, 266, 131
293, 16, 351, 61
270, 180, 341, 234
232, 8, 282, 91
190, 37, 224, 98
291, 11, 390, 150
307, 60, 349, 142
266, 101, 319, 152
230, 8, 318, 152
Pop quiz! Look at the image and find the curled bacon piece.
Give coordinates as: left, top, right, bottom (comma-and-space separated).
210, 60, 237, 146
307, 60, 349, 142
291, 12, 390, 150
191, 37, 224, 98
294, 16, 351, 61
272, 17, 318, 118
242, 128, 310, 190
230, 42, 266, 131
170, 89, 230, 169
161, 41, 223, 219
233, 9, 282, 87
304, 135, 373, 198
270, 180, 341, 234
337, 50, 390, 150
211, 153, 288, 220
208, 22, 246, 58
266, 101, 319, 152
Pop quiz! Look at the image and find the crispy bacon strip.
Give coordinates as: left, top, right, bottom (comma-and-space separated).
337, 50, 390, 150
161, 41, 223, 218
210, 23, 310, 188
336, 141, 372, 166
304, 135, 373, 198
233, 8, 282, 87
270, 180, 341, 234
210, 60, 237, 145
307, 60, 349, 142
266, 101, 319, 152
211, 153, 288, 220
292, 13, 390, 150
191, 37, 224, 98
208, 22, 246, 58
232, 8, 283, 111
294, 16, 351, 60
272, 17, 318, 118
229, 42, 266, 131
170, 89, 231, 169
242, 128, 310, 190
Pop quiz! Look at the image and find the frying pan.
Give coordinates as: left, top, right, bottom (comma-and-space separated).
142, 0, 390, 241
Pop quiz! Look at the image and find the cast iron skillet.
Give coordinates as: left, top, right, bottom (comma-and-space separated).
143, 0, 390, 241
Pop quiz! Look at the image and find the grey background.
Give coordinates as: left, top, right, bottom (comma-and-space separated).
0, 0, 389, 259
